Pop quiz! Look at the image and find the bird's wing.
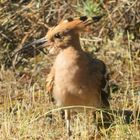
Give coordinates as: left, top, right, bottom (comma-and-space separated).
46, 66, 55, 102
91, 58, 110, 108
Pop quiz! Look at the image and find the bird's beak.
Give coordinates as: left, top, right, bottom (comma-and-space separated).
21, 37, 48, 52
25, 37, 47, 47
13, 37, 48, 56
10, 37, 48, 60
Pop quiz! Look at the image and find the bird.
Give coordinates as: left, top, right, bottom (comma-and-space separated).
20, 15, 110, 136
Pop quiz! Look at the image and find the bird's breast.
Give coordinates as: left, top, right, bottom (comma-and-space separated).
54, 48, 88, 84
52, 48, 101, 107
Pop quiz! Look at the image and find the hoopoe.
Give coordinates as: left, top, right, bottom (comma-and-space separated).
22, 15, 110, 136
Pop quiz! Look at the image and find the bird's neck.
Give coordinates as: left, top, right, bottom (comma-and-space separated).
69, 32, 81, 51
71, 38, 81, 50
55, 45, 88, 71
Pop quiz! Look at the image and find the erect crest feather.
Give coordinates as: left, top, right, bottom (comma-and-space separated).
47, 15, 104, 38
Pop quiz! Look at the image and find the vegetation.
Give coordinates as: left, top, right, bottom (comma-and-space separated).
0, 0, 140, 139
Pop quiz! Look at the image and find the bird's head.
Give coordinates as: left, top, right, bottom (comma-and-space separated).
18, 15, 104, 54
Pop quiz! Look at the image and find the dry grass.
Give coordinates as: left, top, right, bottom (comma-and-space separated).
0, 0, 140, 139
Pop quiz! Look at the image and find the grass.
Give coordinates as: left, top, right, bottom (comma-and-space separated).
0, 0, 140, 139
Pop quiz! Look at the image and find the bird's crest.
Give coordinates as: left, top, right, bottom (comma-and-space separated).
47, 15, 104, 38
12, 15, 104, 57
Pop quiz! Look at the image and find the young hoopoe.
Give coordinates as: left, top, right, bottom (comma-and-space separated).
23, 15, 110, 136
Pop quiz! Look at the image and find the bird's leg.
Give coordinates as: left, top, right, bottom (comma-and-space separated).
60, 109, 65, 120
46, 111, 53, 125
92, 111, 100, 133
65, 109, 71, 136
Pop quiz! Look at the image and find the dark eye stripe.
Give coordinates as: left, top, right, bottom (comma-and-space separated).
79, 16, 88, 21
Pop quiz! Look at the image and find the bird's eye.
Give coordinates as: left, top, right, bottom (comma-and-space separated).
54, 33, 62, 39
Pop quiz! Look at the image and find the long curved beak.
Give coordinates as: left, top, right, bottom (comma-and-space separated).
20, 37, 48, 53
7, 37, 48, 68
12, 37, 48, 56
11, 37, 48, 61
